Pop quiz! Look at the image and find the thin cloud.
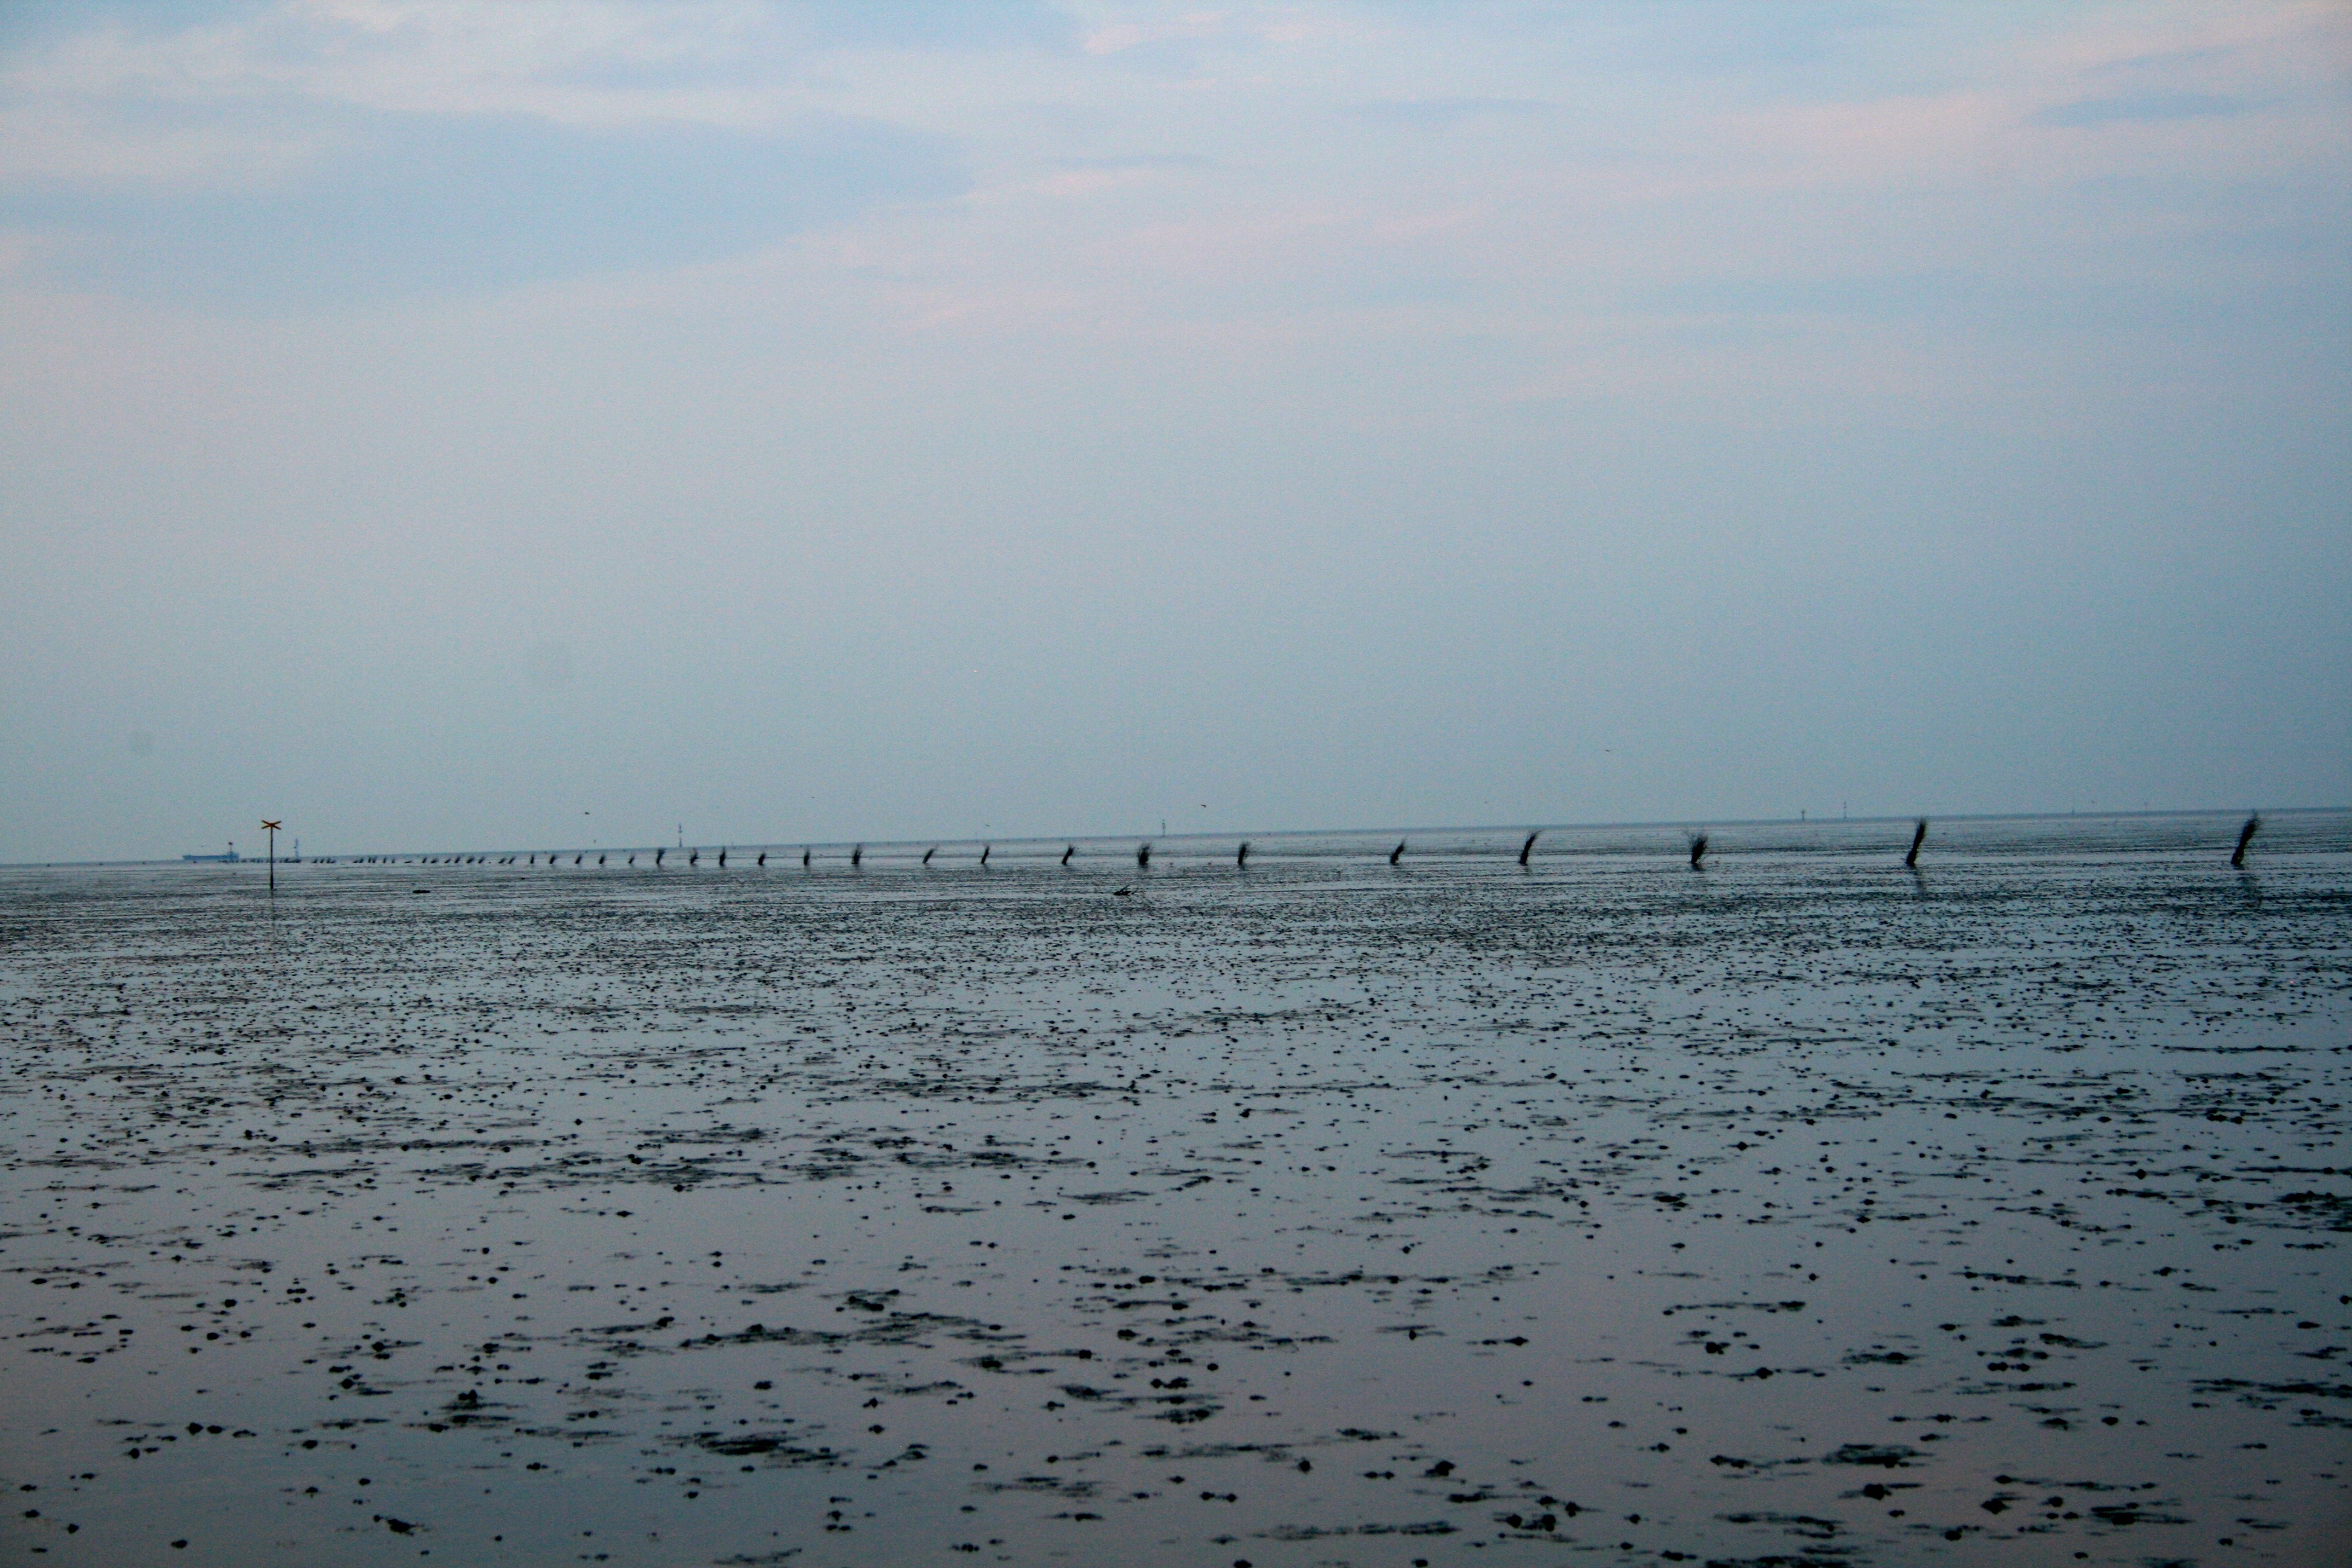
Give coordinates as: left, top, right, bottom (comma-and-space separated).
0, 105, 967, 304
2033, 91, 2251, 128
1347, 97, 1548, 128
1052, 153, 1215, 170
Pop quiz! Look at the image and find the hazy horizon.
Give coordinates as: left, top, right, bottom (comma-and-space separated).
18, 803, 2336, 869
4, 2, 2347, 862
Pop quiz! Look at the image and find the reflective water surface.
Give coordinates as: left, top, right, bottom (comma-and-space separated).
4, 814, 2348, 1566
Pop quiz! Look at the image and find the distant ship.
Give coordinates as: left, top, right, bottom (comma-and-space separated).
183, 841, 240, 863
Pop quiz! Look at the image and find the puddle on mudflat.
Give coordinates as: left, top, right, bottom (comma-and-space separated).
3, 815, 2348, 1566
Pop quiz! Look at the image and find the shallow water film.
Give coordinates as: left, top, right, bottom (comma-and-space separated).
5, 815, 2350, 1567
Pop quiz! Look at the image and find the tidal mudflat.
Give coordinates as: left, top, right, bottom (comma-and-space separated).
3, 815, 2348, 1567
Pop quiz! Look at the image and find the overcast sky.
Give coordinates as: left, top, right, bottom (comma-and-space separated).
2, 1, 2346, 860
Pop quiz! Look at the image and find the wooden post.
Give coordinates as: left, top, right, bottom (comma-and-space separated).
261, 820, 282, 892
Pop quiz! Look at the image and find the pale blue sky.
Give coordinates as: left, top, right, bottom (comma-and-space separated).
1, 2, 2346, 859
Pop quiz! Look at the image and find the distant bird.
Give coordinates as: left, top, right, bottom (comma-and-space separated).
1518, 831, 1539, 867
1906, 818, 1928, 869
1062, 844, 1075, 866
802, 848, 811, 867
574, 853, 583, 866
1114, 886, 1133, 897
1390, 840, 1406, 865
628, 854, 636, 866
598, 854, 606, 865
2232, 812, 2261, 869
923, 847, 936, 866
981, 844, 991, 866
718, 848, 728, 868
689, 849, 698, 867
655, 848, 665, 867
851, 844, 863, 868
1237, 841, 1250, 867
1690, 833, 1709, 869
757, 851, 766, 867
1137, 843, 1151, 869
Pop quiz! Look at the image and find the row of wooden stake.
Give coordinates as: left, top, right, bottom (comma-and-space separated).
339, 814, 2264, 872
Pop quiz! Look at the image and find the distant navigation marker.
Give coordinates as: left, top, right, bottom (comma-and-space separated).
260, 820, 283, 893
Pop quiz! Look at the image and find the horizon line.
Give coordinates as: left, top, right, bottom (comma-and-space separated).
6, 803, 2337, 871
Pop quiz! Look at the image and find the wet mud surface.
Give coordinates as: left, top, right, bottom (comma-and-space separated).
4, 815, 2349, 1566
